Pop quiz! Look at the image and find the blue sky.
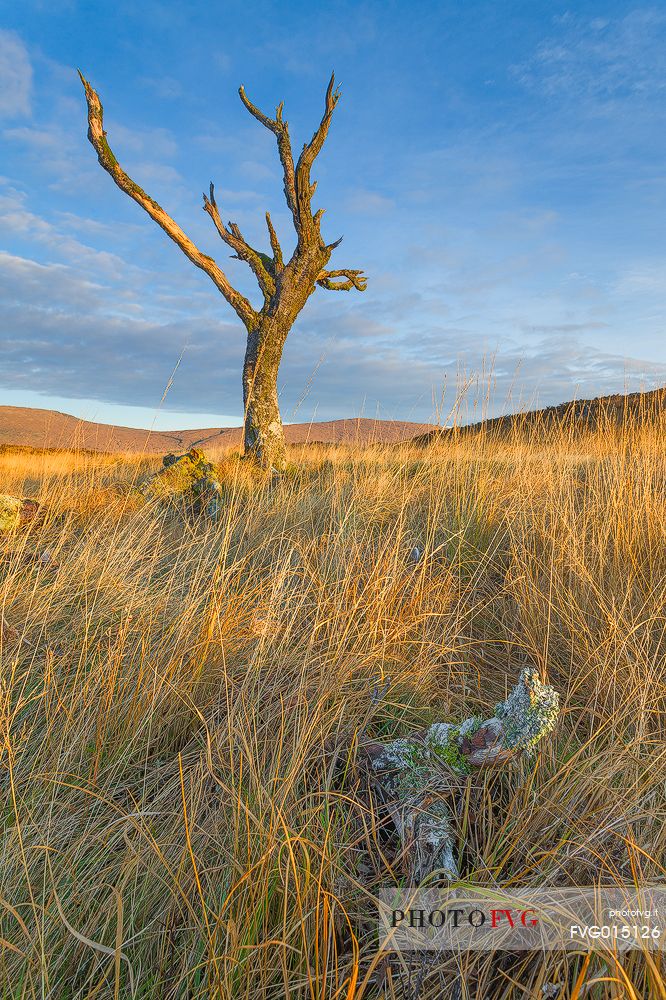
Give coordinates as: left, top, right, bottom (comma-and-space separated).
1, 1, 665, 429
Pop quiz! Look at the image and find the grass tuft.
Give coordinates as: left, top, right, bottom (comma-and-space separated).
0, 398, 664, 997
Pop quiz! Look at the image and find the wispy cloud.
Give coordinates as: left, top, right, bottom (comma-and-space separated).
343, 189, 394, 215
106, 120, 179, 160
512, 9, 666, 111
0, 30, 32, 119
1, 241, 664, 423
0, 185, 145, 284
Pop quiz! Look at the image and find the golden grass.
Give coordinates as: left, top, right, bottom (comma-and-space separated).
0, 405, 664, 998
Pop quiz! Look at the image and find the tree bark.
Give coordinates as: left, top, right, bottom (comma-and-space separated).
242, 322, 288, 472
240, 252, 329, 472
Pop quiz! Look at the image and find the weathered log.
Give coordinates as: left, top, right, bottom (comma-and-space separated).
365, 668, 559, 882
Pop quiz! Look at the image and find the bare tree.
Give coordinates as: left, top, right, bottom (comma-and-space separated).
79, 72, 367, 471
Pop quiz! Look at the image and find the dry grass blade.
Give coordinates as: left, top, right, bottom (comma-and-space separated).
0, 393, 664, 997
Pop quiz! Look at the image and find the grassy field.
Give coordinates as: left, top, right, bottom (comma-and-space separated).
0, 405, 664, 999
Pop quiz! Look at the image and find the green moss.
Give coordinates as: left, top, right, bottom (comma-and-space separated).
394, 763, 434, 796
140, 449, 223, 520
433, 738, 470, 774
431, 729, 470, 774
399, 742, 424, 766
142, 449, 217, 498
99, 134, 118, 170
426, 720, 479, 775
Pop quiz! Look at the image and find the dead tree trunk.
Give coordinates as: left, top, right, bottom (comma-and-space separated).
242, 327, 286, 471
79, 72, 366, 472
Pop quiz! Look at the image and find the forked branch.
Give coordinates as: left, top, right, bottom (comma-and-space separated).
202, 183, 276, 300
265, 212, 284, 272
316, 268, 367, 292
238, 85, 299, 232
239, 73, 341, 246
80, 70, 367, 474
295, 73, 340, 236
78, 72, 257, 330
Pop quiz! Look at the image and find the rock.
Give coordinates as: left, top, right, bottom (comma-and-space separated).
38, 549, 59, 572
139, 448, 223, 521
0, 495, 40, 532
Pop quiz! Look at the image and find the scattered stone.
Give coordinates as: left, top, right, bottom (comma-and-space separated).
364, 669, 559, 882
0, 495, 40, 532
38, 549, 60, 572
139, 448, 223, 521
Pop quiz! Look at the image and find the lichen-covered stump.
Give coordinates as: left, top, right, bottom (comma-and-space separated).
365, 669, 559, 882
0, 495, 40, 532
139, 448, 223, 522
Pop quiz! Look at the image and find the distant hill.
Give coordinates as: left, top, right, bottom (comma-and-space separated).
1, 388, 663, 455
0, 406, 435, 453
413, 388, 666, 444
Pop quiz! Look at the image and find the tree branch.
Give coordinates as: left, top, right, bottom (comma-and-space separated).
78, 72, 257, 330
265, 212, 284, 272
240, 75, 341, 248
202, 183, 276, 301
238, 86, 299, 233
316, 268, 367, 292
295, 73, 340, 238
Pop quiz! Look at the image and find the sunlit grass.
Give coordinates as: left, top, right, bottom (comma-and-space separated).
0, 398, 664, 998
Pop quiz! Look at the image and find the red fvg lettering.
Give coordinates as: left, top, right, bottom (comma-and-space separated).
490, 909, 538, 928
491, 909, 515, 928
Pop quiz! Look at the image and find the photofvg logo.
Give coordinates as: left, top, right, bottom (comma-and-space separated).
378, 887, 666, 952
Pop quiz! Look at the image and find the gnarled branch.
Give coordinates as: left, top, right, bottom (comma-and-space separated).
295, 73, 340, 237
364, 669, 559, 883
238, 85, 299, 233
316, 268, 367, 292
80, 70, 368, 473
240, 74, 341, 247
202, 183, 275, 301
265, 212, 284, 272
78, 72, 257, 330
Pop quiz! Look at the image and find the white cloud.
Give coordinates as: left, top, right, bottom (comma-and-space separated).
512, 9, 666, 109
107, 121, 178, 160
0, 185, 141, 282
140, 75, 183, 100
344, 189, 395, 215
3, 121, 101, 193
0, 251, 103, 309
1, 239, 662, 423
615, 261, 666, 295
0, 30, 32, 119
